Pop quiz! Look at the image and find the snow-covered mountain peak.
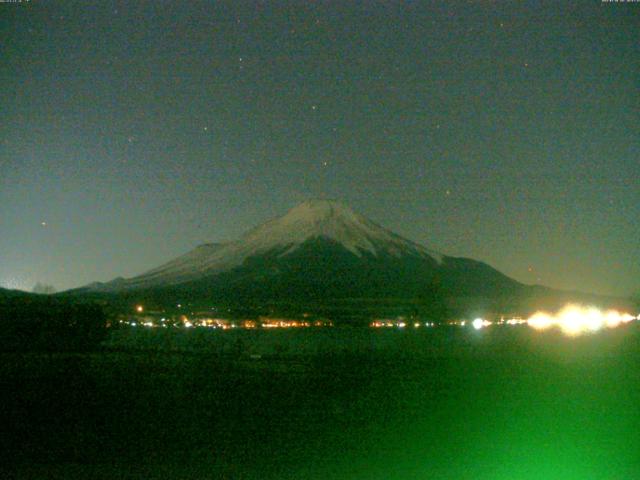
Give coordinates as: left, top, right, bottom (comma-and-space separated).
249, 199, 370, 238
93, 200, 443, 290
279, 199, 360, 224
240, 199, 442, 260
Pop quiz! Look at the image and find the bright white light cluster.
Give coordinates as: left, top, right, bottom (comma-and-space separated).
472, 318, 491, 330
527, 305, 636, 336
463, 305, 637, 336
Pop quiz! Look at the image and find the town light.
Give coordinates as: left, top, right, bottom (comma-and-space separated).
526, 305, 636, 336
472, 318, 491, 330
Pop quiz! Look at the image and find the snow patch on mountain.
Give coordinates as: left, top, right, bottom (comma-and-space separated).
241, 200, 442, 260
96, 200, 443, 290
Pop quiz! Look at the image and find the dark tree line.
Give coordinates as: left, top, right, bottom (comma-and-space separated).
32, 282, 56, 294
0, 296, 108, 351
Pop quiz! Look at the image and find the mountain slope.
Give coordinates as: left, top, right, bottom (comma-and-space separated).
79, 199, 535, 315
163, 236, 522, 301
92, 200, 446, 291
72, 200, 635, 317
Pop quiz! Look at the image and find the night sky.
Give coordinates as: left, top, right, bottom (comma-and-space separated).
1, 1, 638, 296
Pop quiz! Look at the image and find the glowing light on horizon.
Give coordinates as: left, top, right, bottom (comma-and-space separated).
472, 318, 491, 330
527, 312, 553, 331
527, 305, 636, 336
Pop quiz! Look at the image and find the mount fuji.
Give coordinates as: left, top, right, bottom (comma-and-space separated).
100, 200, 447, 289
81, 200, 530, 315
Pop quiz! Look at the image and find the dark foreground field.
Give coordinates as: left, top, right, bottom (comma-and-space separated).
2, 326, 640, 479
